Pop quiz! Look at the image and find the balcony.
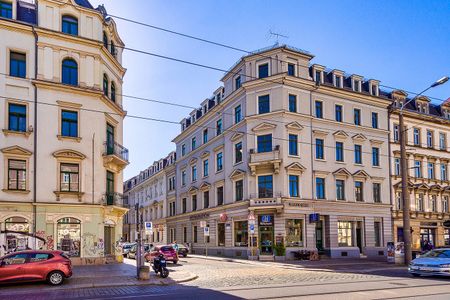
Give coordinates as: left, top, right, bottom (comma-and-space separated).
103, 141, 129, 172
248, 145, 281, 176
249, 192, 283, 212
103, 192, 128, 208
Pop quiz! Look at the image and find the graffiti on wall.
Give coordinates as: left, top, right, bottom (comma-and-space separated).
0, 230, 46, 256
82, 233, 104, 257
46, 235, 54, 250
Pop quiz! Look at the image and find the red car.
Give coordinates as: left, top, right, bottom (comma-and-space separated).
144, 245, 178, 264
0, 250, 72, 285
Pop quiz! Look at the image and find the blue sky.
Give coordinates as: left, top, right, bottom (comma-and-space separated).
90, 0, 450, 180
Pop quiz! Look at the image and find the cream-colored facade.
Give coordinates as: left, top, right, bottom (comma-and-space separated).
0, 0, 127, 264
390, 92, 450, 251
167, 45, 392, 260
123, 152, 176, 245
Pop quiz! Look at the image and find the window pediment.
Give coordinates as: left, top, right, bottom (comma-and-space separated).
190, 157, 198, 165
414, 183, 429, 190
333, 130, 349, 139
1, 146, 32, 156
394, 181, 413, 189
430, 184, 443, 191
352, 133, 367, 141
199, 182, 211, 190
391, 90, 408, 100
229, 169, 246, 179
285, 162, 306, 173
230, 132, 244, 142
333, 168, 352, 177
53, 149, 86, 160
313, 129, 329, 137
252, 122, 276, 132
285, 122, 303, 131
188, 186, 198, 194
370, 139, 384, 145
201, 151, 210, 158
353, 170, 370, 179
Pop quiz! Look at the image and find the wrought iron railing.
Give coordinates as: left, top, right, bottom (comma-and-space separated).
103, 192, 128, 208
104, 141, 129, 162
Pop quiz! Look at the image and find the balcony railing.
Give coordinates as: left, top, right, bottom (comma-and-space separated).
249, 146, 281, 176
104, 141, 129, 163
103, 192, 128, 208
249, 192, 283, 209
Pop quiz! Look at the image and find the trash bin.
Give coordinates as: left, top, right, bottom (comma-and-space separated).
139, 266, 150, 280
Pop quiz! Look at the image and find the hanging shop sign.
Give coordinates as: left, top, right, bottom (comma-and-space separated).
309, 213, 320, 223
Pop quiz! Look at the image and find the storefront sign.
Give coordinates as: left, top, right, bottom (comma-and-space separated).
259, 215, 273, 226
190, 213, 210, 221
288, 202, 309, 207
219, 213, 228, 222
309, 213, 320, 223
420, 222, 438, 227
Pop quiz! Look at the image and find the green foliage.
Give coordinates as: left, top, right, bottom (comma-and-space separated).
274, 241, 286, 256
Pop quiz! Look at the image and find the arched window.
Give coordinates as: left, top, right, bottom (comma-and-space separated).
103, 74, 109, 97
62, 15, 78, 35
62, 59, 78, 86
57, 217, 81, 257
110, 41, 116, 57
103, 31, 108, 49
111, 82, 116, 102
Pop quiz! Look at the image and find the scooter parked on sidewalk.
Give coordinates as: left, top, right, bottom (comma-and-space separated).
152, 253, 169, 278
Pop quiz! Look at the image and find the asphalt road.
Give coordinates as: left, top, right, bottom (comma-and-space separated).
1, 257, 449, 300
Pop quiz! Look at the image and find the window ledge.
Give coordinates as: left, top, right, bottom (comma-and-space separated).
335, 161, 346, 164
54, 191, 84, 201
315, 159, 327, 162
2, 129, 31, 137
354, 163, 364, 167
216, 170, 224, 174
288, 155, 300, 158
57, 135, 82, 142
2, 189, 30, 194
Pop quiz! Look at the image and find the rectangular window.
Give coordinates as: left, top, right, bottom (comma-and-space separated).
289, 175, 299, 197
203, 191, 209, 208
0, 1, 12, 18
257, 134, 272, 153
235, 142, 243, 163
353, 80, 360, 92
374, 221, 382, 247
218, 223, 225, 246
287, 63, 295, 76
181, 170, 186, 186
258, 95, 270, 114
216, 152, 223, 171
431, 195, 437, 212
316, 139, 324, 160
191, 137, 196, 150
355, 181, 363, 202
316, 177, 325, 199
414, 161, 422, 178
315, 101, 323, 118
60, 163, 79, 192
440, 132, 446, 150
61, 110, 78, 137
192, 195, 197, 211
235, 76, 241, 90
217, 186, 224, 205
10, 52, 26, 78
372, 147, 380, 166
286, 219, 303, 247
234, 221, 248, 247
413, 128, 421, 146
8, 159, 26, 190
183, 227, 187, 243
393, 124, 399, 142
258, 175, 273, 198
289, 94, 297, 113
315, 70, 321, 83
289, 134, 298, 156
443, 196, 449, 213
216, 119, 222, 135
335, 75, 341, 88
338, 221, 353, 247
203, 159, 209, 177
441, 164, 447, 181
203, 129, 208, 144
258, 63, 269, 78
235, 180, 243, 201
181, 144, 186, 156
191, 165, 197, 182
394, 158, 400, 176
336, 179, 345, 200
8, 103, 26, 132
354, 108, 361, 126
335, 142, 344, 162
428, 162, 435, 179
193, 226, 198, 243
372, 112, 378, 129
234, 105, 242, 123
427, 130, 433, 148
335, 104, 343, 122
416, 194, 424, 211
182, 198, 187, 213
373, 183, 381, 203
354, 145, 362, 164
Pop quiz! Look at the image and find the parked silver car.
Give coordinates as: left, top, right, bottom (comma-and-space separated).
122, 243, 136, 257
409, 248, 450, 277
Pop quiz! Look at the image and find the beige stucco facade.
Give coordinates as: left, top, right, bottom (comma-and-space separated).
0, 0, 127, 264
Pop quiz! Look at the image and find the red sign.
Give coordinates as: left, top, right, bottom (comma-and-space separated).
219, 213, 228, 222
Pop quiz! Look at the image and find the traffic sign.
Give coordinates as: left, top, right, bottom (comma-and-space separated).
144, 222, 153, 234
249, 223, 255, 234
204, 227, 210, 236
200, 220, 207, 228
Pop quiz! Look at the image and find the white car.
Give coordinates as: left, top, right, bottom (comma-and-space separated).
409, 248, 450, 277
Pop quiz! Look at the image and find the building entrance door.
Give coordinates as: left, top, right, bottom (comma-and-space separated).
104, 226, 113, 255
356, 222, 363, 253
258, 215, 274, 255
315, 220, 324, 252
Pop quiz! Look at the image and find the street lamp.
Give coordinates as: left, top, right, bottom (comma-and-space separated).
398, 76, 448, 265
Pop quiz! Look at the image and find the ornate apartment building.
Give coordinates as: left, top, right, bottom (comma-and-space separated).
390, 93, 450, 250
165, 45, 393, 260
0, 0, 128, 264
123, 152, 176, 245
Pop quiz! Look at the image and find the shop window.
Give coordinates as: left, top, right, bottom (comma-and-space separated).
5, 217, 29, 252
234, 221, 248, 247
286, 219, 303, 247
338, 221, 353, 247
217, 223, 225, 246
57, 217, 81, 257
183, 227, 187, 243
445, 229, 450, 246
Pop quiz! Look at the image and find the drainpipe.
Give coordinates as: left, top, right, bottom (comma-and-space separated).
309, 84, 319, 250
92, 133, 95, 204
387, 108, 394, 245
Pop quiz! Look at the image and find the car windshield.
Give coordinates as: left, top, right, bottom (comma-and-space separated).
421, 249, 450, 258
123, 244, 134, 249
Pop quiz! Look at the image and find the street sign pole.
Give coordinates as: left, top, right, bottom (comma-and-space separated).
135, 204, 141, 278
248, 212, 256, 258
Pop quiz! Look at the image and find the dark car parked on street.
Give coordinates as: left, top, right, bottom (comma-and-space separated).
0, 250, 73, 285
176, 244, 189, 258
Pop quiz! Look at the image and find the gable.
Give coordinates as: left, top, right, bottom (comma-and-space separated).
333, 168, 352, 177
333, 130, 349, 139
285, 122, 304, 131
252, 122, 277, 132
353, 170, 370, 179
352, 133, 367, 141
1, 145, 32, 156
285, 162, 306, 173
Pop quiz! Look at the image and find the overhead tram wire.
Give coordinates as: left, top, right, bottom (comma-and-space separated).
0, 94, 398, 158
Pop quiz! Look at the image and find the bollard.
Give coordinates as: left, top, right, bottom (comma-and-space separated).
138, 265, 150, 280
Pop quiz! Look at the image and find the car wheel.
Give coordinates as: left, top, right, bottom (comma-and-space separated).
411, 273, 420, 277
173, 260, 178, 264
183, 254, 187, 258
47, 271, 65, 285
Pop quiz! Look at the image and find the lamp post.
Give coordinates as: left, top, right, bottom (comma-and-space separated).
398, 76, 448, 265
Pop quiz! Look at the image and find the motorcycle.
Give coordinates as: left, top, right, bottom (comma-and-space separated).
152, 253, 169, 278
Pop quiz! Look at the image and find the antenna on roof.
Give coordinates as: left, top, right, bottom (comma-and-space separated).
268, 30, 289, 46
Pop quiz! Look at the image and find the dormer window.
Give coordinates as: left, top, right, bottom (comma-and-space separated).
103, 32, 108, 49
235, 76, 241, 90
62, 15, 78, 35
334, 75, 342, 88
181, 122, 185, 131
110, 41, 116, 58
288, 63, 295, 76
203, 105, 207, 114
258, 63, 269, 79
371, 84, 378, 96
216, 93, 220, 103
315, 70, 322, 84
353, 80, 361, 92
0, 1, 12, 18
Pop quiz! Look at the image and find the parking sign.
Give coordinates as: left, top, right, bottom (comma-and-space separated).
204, 227, 210, 236
144, 222, 153, 234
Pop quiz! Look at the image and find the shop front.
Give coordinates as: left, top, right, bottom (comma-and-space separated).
258, 215, 274, 255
